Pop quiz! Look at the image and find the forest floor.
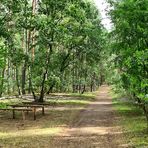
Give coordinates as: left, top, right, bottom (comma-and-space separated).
49, 85, 129, 148
0, 86, 135, 148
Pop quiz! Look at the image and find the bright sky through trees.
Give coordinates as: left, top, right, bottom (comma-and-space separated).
93, 0, 112, 30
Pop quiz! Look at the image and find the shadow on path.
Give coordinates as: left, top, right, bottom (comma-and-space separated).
50, 85, 130, 148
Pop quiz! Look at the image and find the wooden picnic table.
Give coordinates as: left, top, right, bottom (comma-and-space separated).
23, 101, 53, 106
0, 108, 32, 120
8, 104, 45, 120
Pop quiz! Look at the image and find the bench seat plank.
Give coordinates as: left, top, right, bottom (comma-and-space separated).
0, 108, 32, 111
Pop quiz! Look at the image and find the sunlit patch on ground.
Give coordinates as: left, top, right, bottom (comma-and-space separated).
0, 127, 60, 138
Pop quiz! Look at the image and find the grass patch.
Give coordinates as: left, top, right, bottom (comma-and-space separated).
112, 95, 148, 148
0, 128, 60, 148
69, 92, 96, 99
0, 98, 22, 109
48, 92, 96, 100
46, 99, 91, 106
46, 92, 96, 106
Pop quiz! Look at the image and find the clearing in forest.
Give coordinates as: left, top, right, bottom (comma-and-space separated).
0, 86, 128, 148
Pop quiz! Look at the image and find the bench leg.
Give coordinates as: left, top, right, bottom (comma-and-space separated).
42, 107, 45, 115
27, 106, 29, 115
22, 111, 26, 120
12, 109, 15, 119
33, 107, 36, 120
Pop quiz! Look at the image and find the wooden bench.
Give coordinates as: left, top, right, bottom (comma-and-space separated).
8, 104, 45, 120
23, 101, 55, 106
0, 108, 32, 120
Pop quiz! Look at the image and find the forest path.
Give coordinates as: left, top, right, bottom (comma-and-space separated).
50, 85, 127, 148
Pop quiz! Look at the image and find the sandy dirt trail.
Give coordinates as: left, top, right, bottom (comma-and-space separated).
50, 85, 127, 148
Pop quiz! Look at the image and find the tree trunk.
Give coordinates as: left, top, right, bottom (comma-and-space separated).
28, 66, 36, 100
21, 0, 29, 95
16, 66, 22, 96
90, 83, 93, 92
22, 61, 27, 94
39, 72, 47, 102
31, 0, 36, 61
81, 85, 86, 94
47, 83, 55, 94
0, 67, 5, 97
90, 76, 94, 92
39, 42, 52, 102
135, 96, 148, 133
142, 105, 148, 133
7, 58, 10, 94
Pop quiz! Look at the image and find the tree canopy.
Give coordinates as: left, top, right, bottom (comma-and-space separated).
0, 0, 106, 102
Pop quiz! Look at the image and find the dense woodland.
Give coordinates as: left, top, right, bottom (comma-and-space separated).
0, 0, 147, 125
0, 0, 106, 102
108, 0, 148, 125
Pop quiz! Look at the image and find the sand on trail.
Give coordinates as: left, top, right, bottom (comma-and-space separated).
50, 85, 128, 148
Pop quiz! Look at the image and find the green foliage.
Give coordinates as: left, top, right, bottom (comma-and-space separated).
106, 0, 148, 134
0, 102, 8, 109
108, 0, 148, 103
113, 96, 148, 147
0, 0, 106, 98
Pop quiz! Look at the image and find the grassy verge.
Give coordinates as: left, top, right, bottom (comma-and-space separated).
0, 92, 96, 147
46, 92, 96, 106
112, 94, 148, 148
